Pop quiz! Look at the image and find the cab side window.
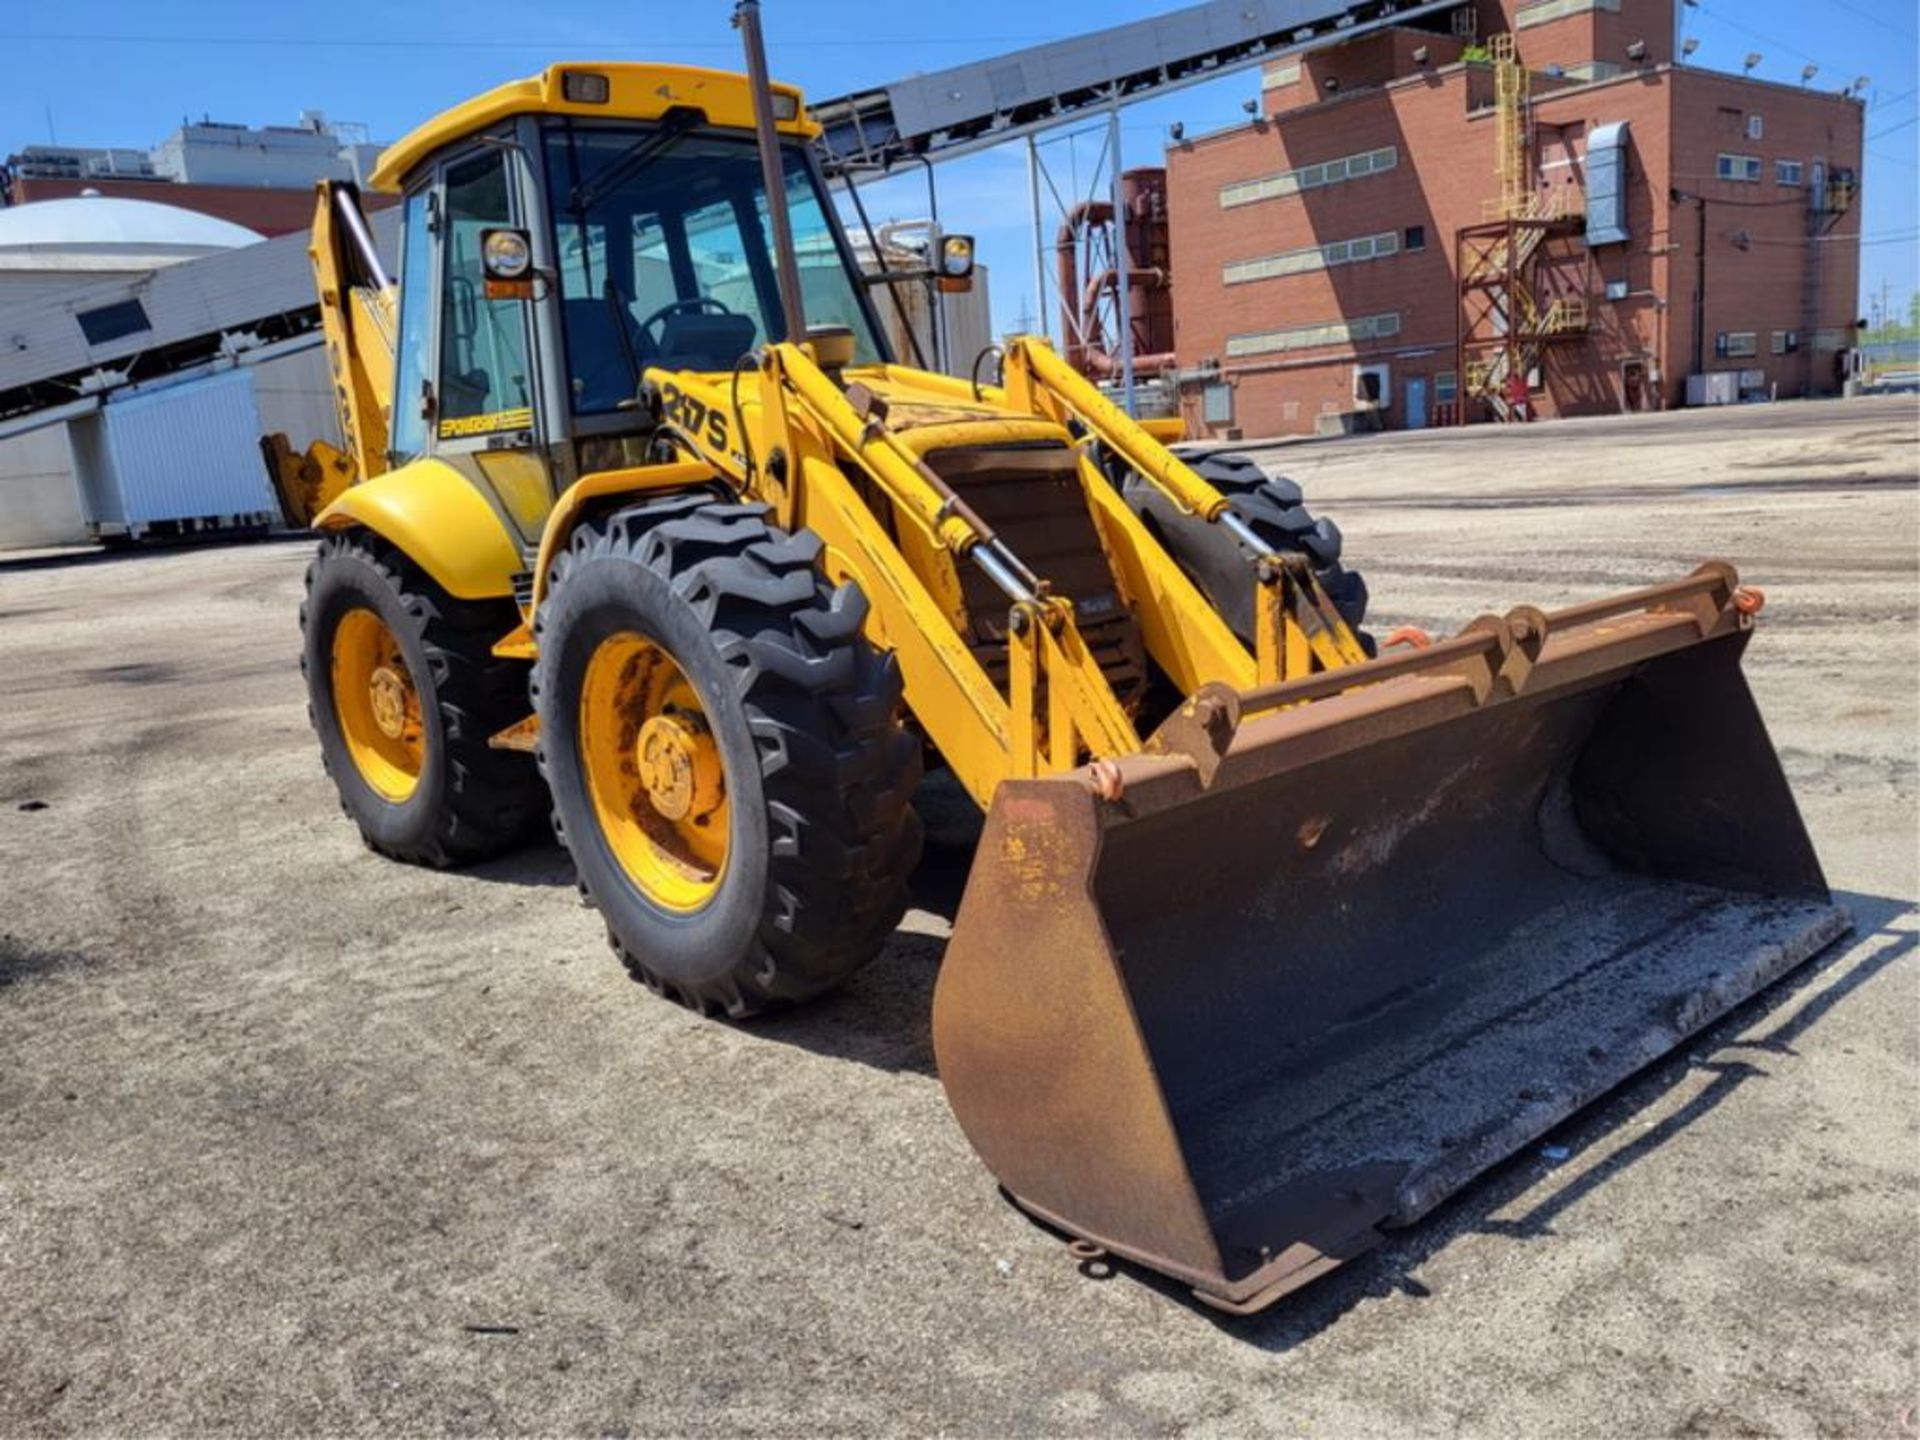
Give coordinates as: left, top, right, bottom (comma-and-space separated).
439, 149, 533, 424
388, 189, 434, 462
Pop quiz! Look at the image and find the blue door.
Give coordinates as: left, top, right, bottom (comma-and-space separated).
1406, 377, 1429, 430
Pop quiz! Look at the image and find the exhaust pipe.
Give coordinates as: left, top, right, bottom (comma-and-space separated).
733, 0, 809, 344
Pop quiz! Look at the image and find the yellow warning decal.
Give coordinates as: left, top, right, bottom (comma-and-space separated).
438, 408, 533, 440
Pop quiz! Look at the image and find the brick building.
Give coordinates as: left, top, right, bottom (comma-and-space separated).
1165, 0, 1866, 438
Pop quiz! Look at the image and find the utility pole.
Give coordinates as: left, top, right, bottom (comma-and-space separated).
1026, 135, 1047, 343
1108, 103, 1136, 416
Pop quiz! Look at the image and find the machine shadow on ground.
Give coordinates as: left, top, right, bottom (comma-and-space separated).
456, 767, 979, 1070
294, 694, 1916, 1340
0, 532, 307, 577
462, 764, 1915, 1342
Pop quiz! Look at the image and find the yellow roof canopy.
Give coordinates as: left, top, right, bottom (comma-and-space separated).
369, 63, 818, 193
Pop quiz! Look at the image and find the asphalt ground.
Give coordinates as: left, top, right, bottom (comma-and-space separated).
1, 395, 1915, 1436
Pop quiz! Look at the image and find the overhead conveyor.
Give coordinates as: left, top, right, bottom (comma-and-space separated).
810, 0, 1461, 176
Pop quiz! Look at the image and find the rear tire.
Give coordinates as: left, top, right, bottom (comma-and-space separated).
301, 531, 545, 866
1123, 447, 1371, 647
532, 497, 922, 1018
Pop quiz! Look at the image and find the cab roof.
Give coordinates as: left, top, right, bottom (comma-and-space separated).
368, 63, 819, 193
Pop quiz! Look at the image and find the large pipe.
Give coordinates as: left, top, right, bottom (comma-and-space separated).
1053, 201, 1107, 369
734, 0, 808, 344
1056, 170, 1176, 380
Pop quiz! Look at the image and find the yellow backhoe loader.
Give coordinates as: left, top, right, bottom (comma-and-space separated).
295, 2, 1846, 1313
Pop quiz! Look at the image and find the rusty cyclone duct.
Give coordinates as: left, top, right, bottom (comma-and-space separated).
1056, 168, 1176, 379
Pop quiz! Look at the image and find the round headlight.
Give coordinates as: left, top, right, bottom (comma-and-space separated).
483, 229, 533, 281
941, 235, 975, 277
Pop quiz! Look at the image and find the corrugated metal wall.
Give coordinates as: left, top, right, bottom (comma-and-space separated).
96, 369, 277, 529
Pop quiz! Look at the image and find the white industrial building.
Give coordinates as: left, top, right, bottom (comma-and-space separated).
0, 195, 264, 308
0, 202, 397, 550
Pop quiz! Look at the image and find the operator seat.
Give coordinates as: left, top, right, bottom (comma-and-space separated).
655, 311, 759, 372
563, 298, 651, 413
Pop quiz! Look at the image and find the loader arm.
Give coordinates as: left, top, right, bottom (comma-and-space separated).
632, 336, 1372, 804
997, 337, 1371, 682
280, 181, 397, 522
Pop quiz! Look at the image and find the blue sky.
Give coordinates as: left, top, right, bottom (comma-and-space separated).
3, 0, 1914, 334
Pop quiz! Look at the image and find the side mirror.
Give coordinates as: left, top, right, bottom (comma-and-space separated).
938, 233, 976, 293
481, 227, 535, 299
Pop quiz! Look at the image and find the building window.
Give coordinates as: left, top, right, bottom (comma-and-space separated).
1405, 225, 1427, 252
1772, 330, 1801, 355
1224, 229, 1401, 285
1776, 159, 1804, 186
1220, 145, 1399, 209
1354, 364, 1389, 406
1201, 382, 1234, 424
1747, 114, 1765, 141
1436, 371, 1459, 402
1716, 332, 1759, 359
1225, 311, 1402, 359
1516, 0, 1620, 27
74, 298, 152, 346
1716, 153, 1763, 183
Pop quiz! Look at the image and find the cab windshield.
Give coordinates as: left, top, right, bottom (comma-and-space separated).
543, 121, 886, 415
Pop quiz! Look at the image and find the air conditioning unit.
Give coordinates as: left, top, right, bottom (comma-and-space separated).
1686, 372, 1740, 407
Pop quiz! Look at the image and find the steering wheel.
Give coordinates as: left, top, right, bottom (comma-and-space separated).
636, 295, 736, 347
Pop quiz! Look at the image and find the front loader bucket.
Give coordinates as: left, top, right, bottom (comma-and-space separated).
932, 565, 1849, 1314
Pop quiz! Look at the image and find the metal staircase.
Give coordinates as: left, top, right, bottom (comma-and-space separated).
1455, 33, 1593, 422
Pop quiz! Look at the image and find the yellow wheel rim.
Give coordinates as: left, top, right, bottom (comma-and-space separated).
331, 608, 425, 803
579, 632, 730, 913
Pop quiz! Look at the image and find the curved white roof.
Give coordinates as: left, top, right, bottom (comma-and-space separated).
0, 196, 263, 254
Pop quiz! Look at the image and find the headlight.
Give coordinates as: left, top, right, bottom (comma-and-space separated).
482, 228, 533, 282
561, 71, 610, 105
940, 234, 976, 278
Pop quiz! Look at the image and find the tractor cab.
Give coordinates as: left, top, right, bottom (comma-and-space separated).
366, 64, 905, 547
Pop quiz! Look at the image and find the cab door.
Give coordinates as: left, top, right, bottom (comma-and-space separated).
416, 141, 557, 550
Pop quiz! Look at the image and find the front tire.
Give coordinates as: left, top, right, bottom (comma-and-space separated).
533, 497, 922, 1018
1124, 447, 1371, 645
301, 531, 545, 866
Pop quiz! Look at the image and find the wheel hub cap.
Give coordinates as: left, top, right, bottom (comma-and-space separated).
368, 665, 412, 739
636, 712, 722, 823
331, 607, 424, 804
579, 633, 731, 914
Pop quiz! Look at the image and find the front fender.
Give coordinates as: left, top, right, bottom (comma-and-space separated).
315, 459, 521, 601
